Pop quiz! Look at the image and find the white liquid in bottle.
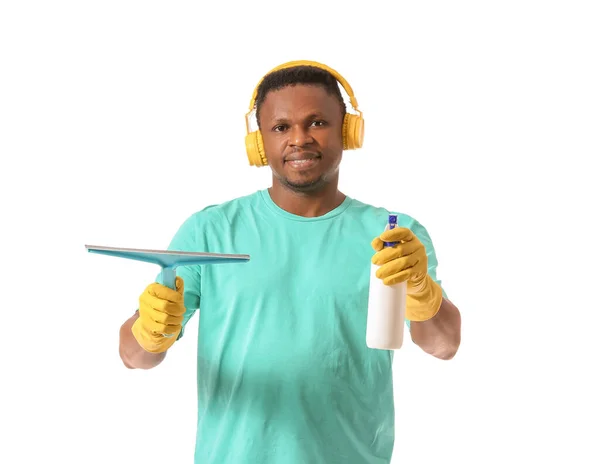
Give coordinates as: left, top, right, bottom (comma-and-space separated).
366, 214, 407, 350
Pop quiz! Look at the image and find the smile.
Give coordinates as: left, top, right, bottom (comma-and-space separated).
285, 157, 321, 170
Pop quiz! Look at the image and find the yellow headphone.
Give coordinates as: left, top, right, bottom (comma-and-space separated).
244, 60, 365, 167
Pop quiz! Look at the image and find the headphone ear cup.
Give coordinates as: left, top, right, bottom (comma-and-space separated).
342, 113, 365, 150
245, 131, 268, 167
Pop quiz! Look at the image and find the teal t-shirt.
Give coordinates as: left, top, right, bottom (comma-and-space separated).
166, 189, 444, 464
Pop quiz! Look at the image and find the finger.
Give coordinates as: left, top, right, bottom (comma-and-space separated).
375, 254, 420, 280
371, 239, 422, 265
382, 269, 412, 286
372, 246, 401, 266
175, 276, 184, 294
371, 237, 384, 252
145, 282, 184, 304
138, 314, 182, 334
147, 309, 184, 327
140, 292, 186, 317
146, 321, 182, 336
380, 227, 414, 243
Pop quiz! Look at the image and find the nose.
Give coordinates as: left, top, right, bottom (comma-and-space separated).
289, 124, 314, 147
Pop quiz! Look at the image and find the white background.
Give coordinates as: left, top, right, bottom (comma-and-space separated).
1, 1, 599, 463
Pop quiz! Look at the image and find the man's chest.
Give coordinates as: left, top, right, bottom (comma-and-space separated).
205, 229, 373, 302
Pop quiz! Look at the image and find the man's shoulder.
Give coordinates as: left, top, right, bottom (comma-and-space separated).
347, 196, 420, 228
169, 191, 264, 244
349, 197, 440, 260
184, 190, 263, 223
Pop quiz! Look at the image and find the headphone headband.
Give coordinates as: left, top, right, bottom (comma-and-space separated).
247, 60, 360, 112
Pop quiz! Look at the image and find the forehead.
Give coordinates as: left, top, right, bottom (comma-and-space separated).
260, 84, 340, 119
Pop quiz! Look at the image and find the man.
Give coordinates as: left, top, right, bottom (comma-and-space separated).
119, 60, 462, 464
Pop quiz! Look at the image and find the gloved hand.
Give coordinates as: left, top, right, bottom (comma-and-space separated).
131, 276, 185, 353
371, 227, 443, 321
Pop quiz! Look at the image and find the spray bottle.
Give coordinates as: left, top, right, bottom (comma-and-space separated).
366, 214, 408, 350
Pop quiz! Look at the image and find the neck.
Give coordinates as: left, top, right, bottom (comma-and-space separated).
268, 177, 346, 218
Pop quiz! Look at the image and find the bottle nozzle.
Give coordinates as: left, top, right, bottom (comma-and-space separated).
384, 214, 398, 247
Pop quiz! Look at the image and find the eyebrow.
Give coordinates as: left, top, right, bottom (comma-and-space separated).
270, 112, 327, 124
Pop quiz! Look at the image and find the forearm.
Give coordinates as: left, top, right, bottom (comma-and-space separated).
410, 298, 461, 360
119, 312, 166, 369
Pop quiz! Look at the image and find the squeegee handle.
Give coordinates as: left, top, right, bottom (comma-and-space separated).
160, 267, 177, 290
156, 267, 177, 339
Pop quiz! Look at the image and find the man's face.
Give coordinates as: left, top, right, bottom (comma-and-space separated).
258, 84, 344, 193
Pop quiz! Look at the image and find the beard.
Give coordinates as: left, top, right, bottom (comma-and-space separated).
279, 174, 327, 193
270, 155, 342, 195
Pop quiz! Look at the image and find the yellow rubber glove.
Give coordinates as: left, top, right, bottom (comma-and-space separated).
371, 227, 443, 321
131, 276, 185, 353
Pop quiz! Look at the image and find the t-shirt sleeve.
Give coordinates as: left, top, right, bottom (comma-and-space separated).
409, 218, 448, 301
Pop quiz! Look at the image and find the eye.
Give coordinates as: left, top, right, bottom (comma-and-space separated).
272, 124, 288, 132
311, 120, 327, 127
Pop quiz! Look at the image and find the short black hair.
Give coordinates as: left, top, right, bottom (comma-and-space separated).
254, 65, 347, 128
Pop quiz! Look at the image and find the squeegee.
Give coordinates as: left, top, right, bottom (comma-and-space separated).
85, 244, 250, 289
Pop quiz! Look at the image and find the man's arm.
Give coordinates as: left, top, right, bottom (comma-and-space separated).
119, 311, 166, 370
410, 297, 461, 360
